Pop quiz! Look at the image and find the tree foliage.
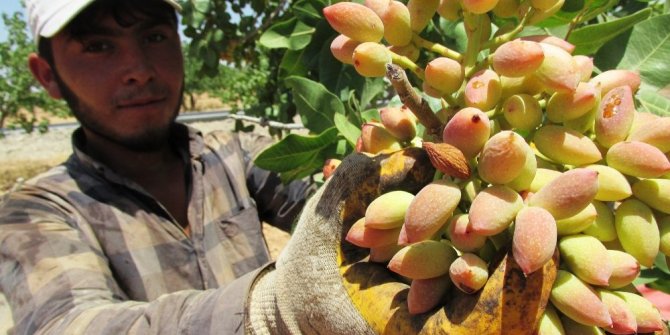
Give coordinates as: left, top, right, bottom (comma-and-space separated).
180, 0, 291, 71
180, 0, 387, 175
0, 12, 67, 134
180, 0, 303, 136
182, 45, 269, 112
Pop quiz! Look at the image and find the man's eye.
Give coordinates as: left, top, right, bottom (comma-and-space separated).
146, 33, 167, 43
83, 41, 112, 53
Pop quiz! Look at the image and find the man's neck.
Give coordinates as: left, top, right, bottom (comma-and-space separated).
80, 127, 191, 229
81, 128, 183, 182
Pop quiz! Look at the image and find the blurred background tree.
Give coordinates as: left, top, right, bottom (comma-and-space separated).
0, 12, 67, 134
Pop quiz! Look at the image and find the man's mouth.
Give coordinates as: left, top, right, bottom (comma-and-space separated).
117, 96, 165, 109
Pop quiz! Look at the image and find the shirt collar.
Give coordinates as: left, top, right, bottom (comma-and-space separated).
70, 123, 205, 179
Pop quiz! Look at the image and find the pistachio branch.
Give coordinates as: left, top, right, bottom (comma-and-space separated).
385, 63, 444, 138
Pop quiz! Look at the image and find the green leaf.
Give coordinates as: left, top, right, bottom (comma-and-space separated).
638, 260, 670, 294
318, 37, 355, 91
334, 112, 361, 146
203, 48, 218, 68
647, 279, 670, 295
535, 8, 580, 27
538, 0, 615, 28
615, 14, 670, 90
635, 267, 667, 285
299, 21, 336, 71
359, 77, 387, 109
285, 76, 343, 133
562, 0, 585, 12
361, 108, 381, 122
597, 14, 670, 116
254, 127, 340, 172
280, 165, 318, 183
212, 30, 224, 43
656, 251, 670, 274
193, 0, 211, 13
318, 49, 384, 110
345, 93, 362, 118
292, 0, 327, 25
592, 29, 631, 71
289, 22, 317, 50
259, 18, 315, 50
638, 86, 670, 116
190, 10, 206, 27
423, 92, 443, 114
280, 49, 310, 78
336, 138, 349, 156
453, 22, 469, 54
436, 19, 465, 53
569, 8, 652, 55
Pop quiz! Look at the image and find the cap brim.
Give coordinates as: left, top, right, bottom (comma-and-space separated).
39, 0, 183, 39
164, 0, 183, 12
38, 0, 95, 39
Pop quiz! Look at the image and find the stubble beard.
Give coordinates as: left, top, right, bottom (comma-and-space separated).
52, 69, 184, 153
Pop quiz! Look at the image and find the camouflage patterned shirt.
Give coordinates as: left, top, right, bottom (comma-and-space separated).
0, 124, 314, 334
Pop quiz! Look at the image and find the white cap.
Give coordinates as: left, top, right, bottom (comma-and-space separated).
26, 0, 182, 42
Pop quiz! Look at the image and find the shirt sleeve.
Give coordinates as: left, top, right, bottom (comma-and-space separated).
0, 193, 266, 335
237, 132, 317, 232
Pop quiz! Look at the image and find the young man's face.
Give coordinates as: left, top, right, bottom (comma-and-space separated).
47, 9, 184, 151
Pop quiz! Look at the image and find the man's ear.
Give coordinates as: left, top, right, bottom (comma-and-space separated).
28, 53, 62, 99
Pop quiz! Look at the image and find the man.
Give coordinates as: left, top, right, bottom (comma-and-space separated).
0, 0, 314, 333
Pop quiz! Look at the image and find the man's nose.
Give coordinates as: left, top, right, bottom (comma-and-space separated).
121, 43, 155, 86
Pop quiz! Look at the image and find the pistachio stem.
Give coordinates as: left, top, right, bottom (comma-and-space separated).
465, 55, 492, 78
462, 13, 484, 72
481, 6, 535, 50
391, 52, 425, 80
442, 93, 459, 108
564, 2, 592, 41
412, 34, 463, 62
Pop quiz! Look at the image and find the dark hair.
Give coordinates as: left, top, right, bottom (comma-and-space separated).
37, 0, 178, 66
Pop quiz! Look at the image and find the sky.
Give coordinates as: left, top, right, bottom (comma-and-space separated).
0, 0, 25, 41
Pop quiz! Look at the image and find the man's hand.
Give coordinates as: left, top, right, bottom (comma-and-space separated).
246, 147, 559, 334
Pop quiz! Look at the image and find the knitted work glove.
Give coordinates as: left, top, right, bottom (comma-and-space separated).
246, 148, 559, 335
